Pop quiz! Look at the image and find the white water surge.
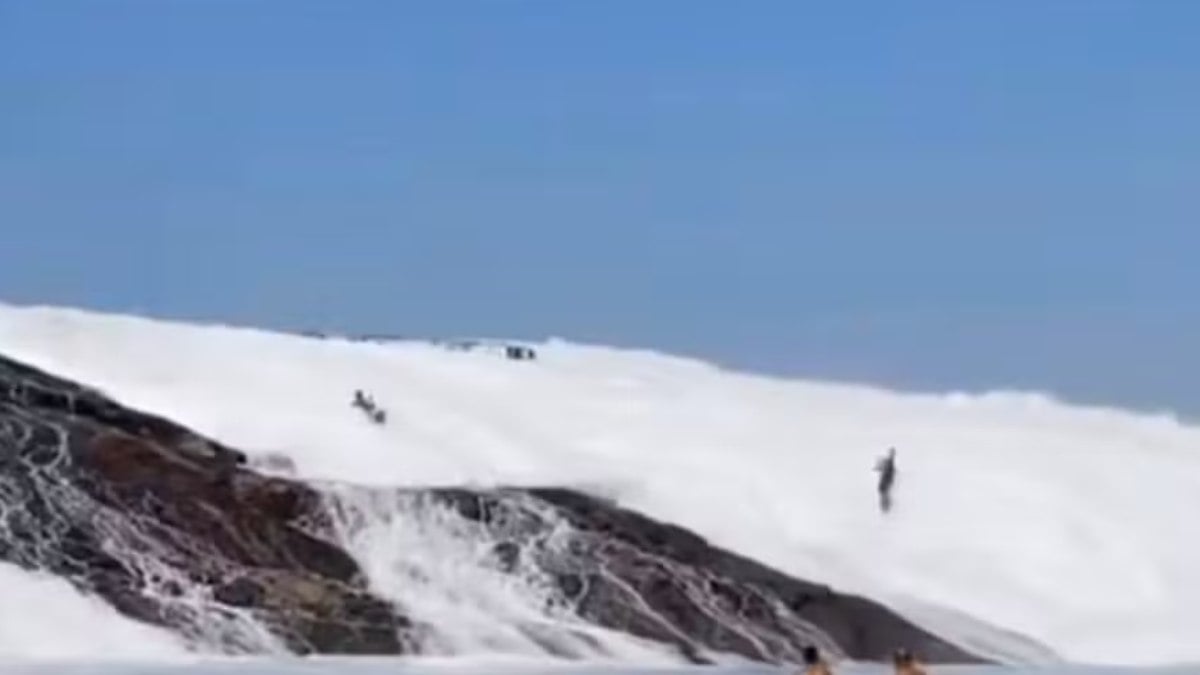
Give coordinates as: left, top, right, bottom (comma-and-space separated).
0, 303, 1196, 666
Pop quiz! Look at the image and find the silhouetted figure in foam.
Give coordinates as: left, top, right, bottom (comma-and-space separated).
351, 389, 387, 425
504, 344, 537, 361
799, 645, 833, 675
352, 389, 369, 409
875, 447, 897, 513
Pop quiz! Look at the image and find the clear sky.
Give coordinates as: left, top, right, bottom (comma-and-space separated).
1, 2, 1198, 412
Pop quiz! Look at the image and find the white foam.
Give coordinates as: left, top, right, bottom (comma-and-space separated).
322, 486, 682, 662
0, 563, 187, 659
0, 303, 1197, 665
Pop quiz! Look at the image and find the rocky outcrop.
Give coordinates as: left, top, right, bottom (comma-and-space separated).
0, 352, 986, 663
534, 487, 975, 662
0, 354, 410, 653
345, 487, 984, 664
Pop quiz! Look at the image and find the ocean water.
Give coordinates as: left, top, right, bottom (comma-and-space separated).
0, 303, 1198, 668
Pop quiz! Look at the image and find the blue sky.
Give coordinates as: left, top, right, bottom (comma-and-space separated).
1, 2, 1198, 412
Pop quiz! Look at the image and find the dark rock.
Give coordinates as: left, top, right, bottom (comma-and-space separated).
214, 577, 264, 607
529, 487, 982, 664
557, 573, 585, 599
490, 541, 520, 572
0, 354, 406, 654
413, 486, 989, 665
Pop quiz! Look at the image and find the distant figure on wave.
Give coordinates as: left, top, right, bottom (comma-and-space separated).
892, 648, 926, 675
504, 344, 537, 361
875, 447, 897, 513
351, 389, 387, 425
799, 645, 833, 675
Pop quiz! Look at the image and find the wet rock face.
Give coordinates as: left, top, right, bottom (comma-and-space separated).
0, 352, 987, 664
0, 355, 408, 654
421, 488, 985, 665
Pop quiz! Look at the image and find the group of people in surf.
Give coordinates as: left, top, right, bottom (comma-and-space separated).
800, 645, 926, 675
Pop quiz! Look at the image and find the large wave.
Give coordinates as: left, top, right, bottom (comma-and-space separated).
0, 303, 1196, 665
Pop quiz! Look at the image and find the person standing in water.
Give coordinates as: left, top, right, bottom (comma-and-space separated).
799, 645, 833, 675
892, 648, 927, 675
875, 447, 897, 513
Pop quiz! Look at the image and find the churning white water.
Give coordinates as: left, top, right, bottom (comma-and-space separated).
0, 303, 1197, 667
